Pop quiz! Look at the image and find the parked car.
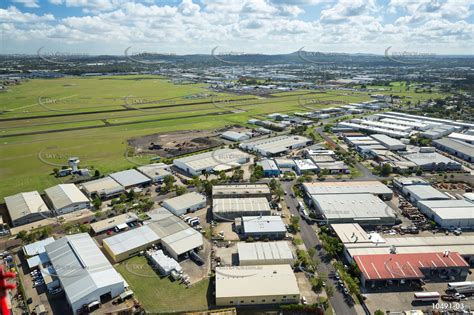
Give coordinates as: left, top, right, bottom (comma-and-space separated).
301, 296, 307, 305
49, 287, 63, 295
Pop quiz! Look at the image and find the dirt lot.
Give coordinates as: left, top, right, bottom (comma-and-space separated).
180, 238, 212, 284
295, 272, 320, 305
127, 126, 253, 158
213, 222, 240, 241
213, 243, 238, 266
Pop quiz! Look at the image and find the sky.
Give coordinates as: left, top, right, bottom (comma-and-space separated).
1, 0, 473, 55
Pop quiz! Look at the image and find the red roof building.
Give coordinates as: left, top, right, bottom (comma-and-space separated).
354, 252, 469, 287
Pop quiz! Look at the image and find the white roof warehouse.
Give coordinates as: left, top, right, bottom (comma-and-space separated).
215, 264, 300, 306
213, 198, 271, 221
162, 192, 207, 216
5, 191, 50, 227
45, 233, 125, 314
44, 184, 90, 215
239, 135, 311, 156
173, 148, 251, 176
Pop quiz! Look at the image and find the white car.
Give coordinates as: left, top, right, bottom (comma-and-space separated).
301, 296, 307, 305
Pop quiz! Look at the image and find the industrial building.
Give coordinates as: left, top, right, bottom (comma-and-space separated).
103, 225, 161, 263
448, 132, 474, 144
80, 177, 124, 199
173, 148, 250, 175
90, 212, 139, 235
315, 161, 350, 174
212, 184, 271, 200
220, 131, 251, 142
273, 158, 296, 169
239, 135, 311, 156
403, 152, 462, 171
213, 198, 271, 220
402, 185, 450, 205
23, 237, 55, 270
44, 184, 90, 215
303, 181, 393, 200
370, 134, 406, 151
162, 192, 207, 216
137, 163, 171, 183
392, 177, 429, 189
237, 241, 294, 266
294, 159, 319, 175
215, 264, 300, 306
354, 252, 469, 288
417, 199, 474, 229
108, 169, 152, 189
242, 216, 286, 240
45, 233, 125, 314
331, 223, 474, 265
433, 138, 474, 163
310, 193, 397, 226
337, 121, 410, 138
147, 216, 203, 260
5, 191, 50, 227
257, 159, 281, 177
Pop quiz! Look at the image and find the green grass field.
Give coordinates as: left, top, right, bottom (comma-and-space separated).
115, 256, 210, 313
0, 76, 449, 200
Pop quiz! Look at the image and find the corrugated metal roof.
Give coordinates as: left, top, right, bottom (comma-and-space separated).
44, 184, 89, 210
103, 225, 160, 255
212, 184, 270, 196
403, 185, 450, 201
213, 198, 270, 214
237, 241, 293, 263
23, 237, 55, 256
303, 181, 393, 196
161, 228, 203, 255
81, 177, 124, 196
5, 191, 50, 222
163, 192, 206, 212
44, 234, 124, 306
109, 169, 151, 187
174, 149, 250, 171
243, 216, 286, 234
215, 264, 300, 298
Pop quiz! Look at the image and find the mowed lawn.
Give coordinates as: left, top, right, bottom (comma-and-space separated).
115, 256, 210, 313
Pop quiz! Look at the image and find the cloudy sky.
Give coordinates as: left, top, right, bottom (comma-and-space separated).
1, 0, 473, 55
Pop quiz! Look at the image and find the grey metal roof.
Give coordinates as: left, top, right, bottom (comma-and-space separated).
137, 163, 171, 180
243, 216, 286, 234
237, 241, 293, 263
213, 198, 271, 214
44, 184, 89, 210
109, 169, 151, 187
433, 138, 474, 159
311, 193, 396, 220
212, 184, 270, 197
5, 191, 50, 222
44, 233, 124, 306
174, 148, 250, 171
303, 181, 393, 196
23, 237, 55, 256
404, 152, 461, 166
161, 228, 203, 256
162, 192, 206, 211
103, 225, 160, 255
257, 159, 279, 171
147, 216, 189, 238
403, 185, 450, 201
81, 177, 124, 196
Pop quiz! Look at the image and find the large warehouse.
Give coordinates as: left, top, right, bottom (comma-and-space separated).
147, 216, 203, 260
370, 134, 406, 151
136, 163, 171, 183
45, 233, 126, 314
90, 212, 139, 235
303, 181, 393, 200
331, 223, 474, 265
215, 264, 300, 306
239, 135, 311, 156
80, 177, 124, 199
242, 216, 286, 240
402, 185, 450, 205
5, 191, 50, 227
417, 199, 474, 229
213, 198, 271, 220
433, 137, 474, 163
44, 184, 90, 215
108, 169, 151, 189
404, 152, 462, 171
103, 225, 161, 263
311, 193, 397, 226
162, 192, 207, 216
354, 252, 469, 288
237, 241, 294, 266
173, 148, 250, 176
212, 184, 271, 200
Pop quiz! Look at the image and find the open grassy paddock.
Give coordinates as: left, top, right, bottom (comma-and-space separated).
0, 75, 448, 200
115, 256, 210, 313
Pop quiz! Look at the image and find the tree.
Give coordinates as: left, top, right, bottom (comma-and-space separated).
175, 186, 186, 196
325, 284, 334, 299
218, 171, 227, 181
374, 310, 384, 315
380, 163, 392, 177
94, 169, 100, 177
92, 197, 102, 209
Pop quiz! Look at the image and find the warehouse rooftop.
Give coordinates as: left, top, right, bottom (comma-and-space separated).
303, 181, 392, 196
109, 169, 151, 187
44, 233, 125, 307
102, 225, 160, 256
163, 192, 206, 211
213, 198, 271, 214
44, 184, 89, 210
174, 148, 250, 171
242, 216, 286, 234
403, 185, 450, 201
215, 264, 299, 299
5, 191, 50, 222
81, 177, 124, 196
212, 184, 271, 197
404, 152, 460, 166
237, 242, 293, 263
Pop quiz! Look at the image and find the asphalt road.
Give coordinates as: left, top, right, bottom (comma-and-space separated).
282, 181, 356, 315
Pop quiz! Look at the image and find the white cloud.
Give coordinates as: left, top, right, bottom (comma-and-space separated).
12, 0, 40, 8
